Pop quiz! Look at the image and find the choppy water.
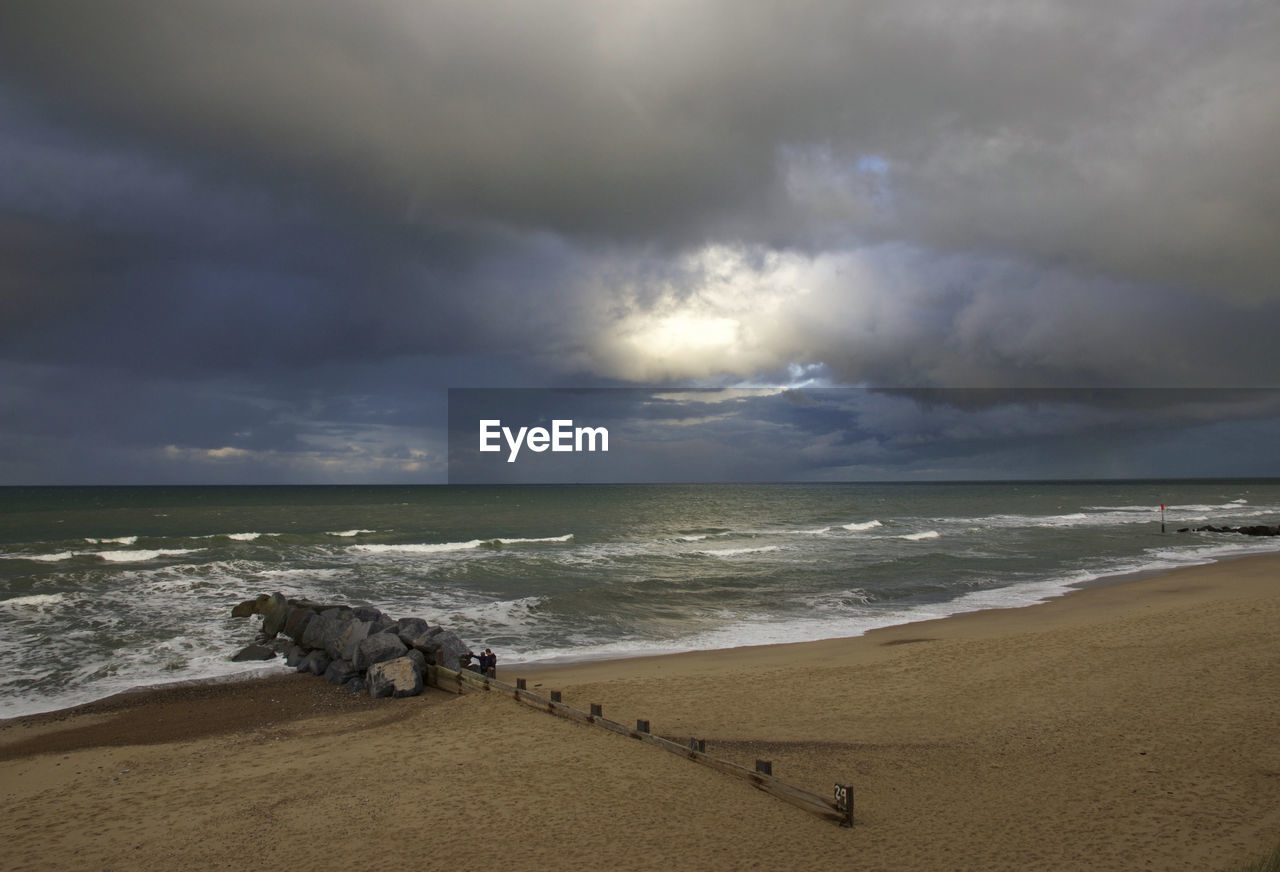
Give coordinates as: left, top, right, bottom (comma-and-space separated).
3, 481, 1279, 718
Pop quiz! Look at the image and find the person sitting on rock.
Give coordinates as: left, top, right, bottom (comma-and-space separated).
481, 647, 497, 678
459, 650, 480, 673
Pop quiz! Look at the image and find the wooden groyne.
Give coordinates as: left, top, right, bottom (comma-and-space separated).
426, 664, 855, 828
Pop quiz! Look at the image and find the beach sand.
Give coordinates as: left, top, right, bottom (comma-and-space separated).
3, 555, 1279, 871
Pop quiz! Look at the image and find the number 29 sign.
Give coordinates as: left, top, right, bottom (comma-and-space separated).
833, 783, 854, 827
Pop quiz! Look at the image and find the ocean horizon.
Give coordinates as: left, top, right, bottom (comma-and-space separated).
3, 479, 1280, 719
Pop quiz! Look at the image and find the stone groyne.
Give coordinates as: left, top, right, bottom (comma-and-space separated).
1177, 524, 1280, 536
230, 593, 473, 699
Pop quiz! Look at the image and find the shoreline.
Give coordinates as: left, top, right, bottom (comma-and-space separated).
2, 552, 1279, 869
512, 549, 1280, 686
508, 543, 1280, 671
5, 545, 1278, 724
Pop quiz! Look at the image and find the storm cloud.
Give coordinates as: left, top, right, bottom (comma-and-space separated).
1, 1, 1278, 482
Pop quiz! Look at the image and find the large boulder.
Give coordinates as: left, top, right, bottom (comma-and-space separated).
301, 611, 335, 650
355, 633, 408, 672
303, 611, 352, 659
230, 599, 258, 618
394, 617, 431, 646
297, 649, 332, 676
337, 620, 374, 662
403, 631, 437, 658
282, 606, 315, 642
323, 658, 360, 686
231, 643, 276, 662
399, 626, 447, 664
352, 605, 384, 623
323, 623, 351, 660
367, 657, 423, 699
431, 629, 470, 672
261, 592, 290, 638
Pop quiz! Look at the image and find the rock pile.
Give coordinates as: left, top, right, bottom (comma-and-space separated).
229, 592, 472, 699
1177, 524, 1280, 536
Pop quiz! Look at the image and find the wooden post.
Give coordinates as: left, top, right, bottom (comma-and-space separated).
516, 678, 526, 690
550, 690, 562, 703
439, 660, 855, 828
834, 783, 854, 828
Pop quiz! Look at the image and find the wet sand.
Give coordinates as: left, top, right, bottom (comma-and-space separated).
3, 554, 1279, 871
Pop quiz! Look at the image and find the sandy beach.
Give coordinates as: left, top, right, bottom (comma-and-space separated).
3, 555, 1279, 871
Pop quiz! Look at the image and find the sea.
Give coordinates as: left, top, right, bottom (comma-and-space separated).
3, 480, 1280, 719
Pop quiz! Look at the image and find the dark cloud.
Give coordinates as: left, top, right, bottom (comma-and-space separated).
0, 359, 450, 484
446, 388, 1280, 483
3, 1, 1276, 283
1, 1, 1278, 482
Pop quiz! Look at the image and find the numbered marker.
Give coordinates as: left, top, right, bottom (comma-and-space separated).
833, 783, 854, 827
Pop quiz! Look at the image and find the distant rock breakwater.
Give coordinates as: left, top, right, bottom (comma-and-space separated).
1177, 524, 1280, 536
229, 592, 472, 699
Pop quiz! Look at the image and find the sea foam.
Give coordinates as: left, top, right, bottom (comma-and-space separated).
3, 551, 75, 562
1, 593, 67, 609
694, 545, 782, 557
93, 548, 199, 562
350, 540, 485, 555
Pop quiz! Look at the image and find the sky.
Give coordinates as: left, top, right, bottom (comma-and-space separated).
1, 0, 1279, 484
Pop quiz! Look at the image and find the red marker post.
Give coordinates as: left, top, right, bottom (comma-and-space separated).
1161, 503, 1165, 534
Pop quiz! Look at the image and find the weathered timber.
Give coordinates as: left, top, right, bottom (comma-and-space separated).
425, 664, 464, 695
432, 665, 852, 826
834, 783, 855, 829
